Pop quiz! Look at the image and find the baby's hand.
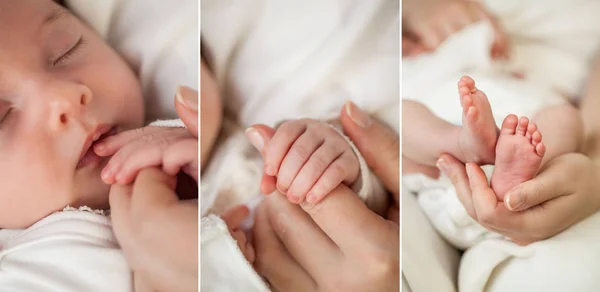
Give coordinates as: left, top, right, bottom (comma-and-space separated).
262, 119, 359, 204
222, 206, 255, 264
94, 126, 198, 184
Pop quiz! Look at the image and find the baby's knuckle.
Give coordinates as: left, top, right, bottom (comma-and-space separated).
311, 155, 329, 171
330, 163, 346, 180
291, 144, 311, 159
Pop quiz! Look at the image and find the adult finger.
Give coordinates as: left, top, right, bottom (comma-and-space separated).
300, 184, 394, 252
130, 168, 178, 214
175, 86, 199, 138
437, 154, 476, 219
247, 125, 278, 194
340, 102, 399, 199
465, 163, 518, 230
252, 202, 316, 292
504, 154, 581, 211
264, 193, 340, 279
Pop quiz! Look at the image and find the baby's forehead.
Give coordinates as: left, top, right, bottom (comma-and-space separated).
0, 0, 67, 31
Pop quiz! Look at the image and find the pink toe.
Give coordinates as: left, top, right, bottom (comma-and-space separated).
516, 117, 529, 136
525, 122, 537, 140
462, 95, 473, 112
500, 114, 519, 135
467, 106, 478, 121
536, 142, 546, 157
532, 131, 542, 143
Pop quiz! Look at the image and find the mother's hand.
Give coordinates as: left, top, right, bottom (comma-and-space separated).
438, 153, 600, 244
110, 86, 199, 292
251, 102, 399, 291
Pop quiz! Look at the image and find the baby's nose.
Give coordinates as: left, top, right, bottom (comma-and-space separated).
47, 83, 93, 132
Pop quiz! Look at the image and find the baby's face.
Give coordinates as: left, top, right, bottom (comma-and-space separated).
0, 0, 144, 228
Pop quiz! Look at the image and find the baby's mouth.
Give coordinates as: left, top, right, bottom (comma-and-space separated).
77, 126, 117, 169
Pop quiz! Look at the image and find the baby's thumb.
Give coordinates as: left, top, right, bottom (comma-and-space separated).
175, 86, 199, 138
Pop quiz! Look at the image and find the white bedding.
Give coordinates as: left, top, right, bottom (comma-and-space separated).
402, 0, 600, 291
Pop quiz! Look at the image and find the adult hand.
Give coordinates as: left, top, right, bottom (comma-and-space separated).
437, 153, 600, 244
250, 102, 399, 291
403, 0, 508, 59
109, 87, 200, 292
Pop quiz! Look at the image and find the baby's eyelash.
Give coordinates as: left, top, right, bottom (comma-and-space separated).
53, 36, 88, 66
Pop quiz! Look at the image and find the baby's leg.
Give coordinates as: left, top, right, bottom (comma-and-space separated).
402, 155, 440, 178
402, 76, 498, 167
533, 104, 583, 166
490, 104, 581, 201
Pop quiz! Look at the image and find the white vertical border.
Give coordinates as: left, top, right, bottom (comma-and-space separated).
398, 0, 403, 291
197, 0, 202, 290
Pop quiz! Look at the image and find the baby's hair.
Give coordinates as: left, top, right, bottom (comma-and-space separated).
54, 0, 66, 6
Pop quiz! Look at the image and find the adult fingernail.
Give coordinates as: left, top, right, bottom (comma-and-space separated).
465, 163, 473, 178
505, 190, 524, 211
176, 85, 198, 112
245, 127, 264, 152
345, 101, 372, 129
436, 158, 448, 174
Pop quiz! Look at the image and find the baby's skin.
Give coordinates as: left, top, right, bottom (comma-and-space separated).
456, 76, 545, 200
0, 0, 144, 228
251, 118, 361, 204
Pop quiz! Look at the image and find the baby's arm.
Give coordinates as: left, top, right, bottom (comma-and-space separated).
260, 118, 362, 204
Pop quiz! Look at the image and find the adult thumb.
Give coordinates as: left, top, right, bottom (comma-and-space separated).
246, 124, 278, 194
175, 86, 199, 138
340, 102, 399, 199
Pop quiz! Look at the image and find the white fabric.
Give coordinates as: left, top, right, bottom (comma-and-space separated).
67, 0, 199, 122
149, 118, 186, 128
200, 215, 269, 292
402, 0, 600, 291
201, 0, 398, 290
0, 210, 131, 292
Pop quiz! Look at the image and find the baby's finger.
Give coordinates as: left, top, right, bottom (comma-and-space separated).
277, 130, 324, 194
94, 127, 164, 157
305, 151, 357, 204
101, 140, 144, 184
221, 205, 250, 230
263, 121, 307, 176
286, 140, 344, 203
260, 173, 277, 195
162, 139, 198, 181
113, 143, 165, 184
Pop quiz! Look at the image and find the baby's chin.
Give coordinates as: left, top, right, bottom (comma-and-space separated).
70, 174, 112, 211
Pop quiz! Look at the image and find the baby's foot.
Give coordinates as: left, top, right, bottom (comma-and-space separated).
457, 76, 498, 164
490, 115, 545, 201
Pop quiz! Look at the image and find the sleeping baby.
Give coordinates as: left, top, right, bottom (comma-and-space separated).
0, 0, 197, 291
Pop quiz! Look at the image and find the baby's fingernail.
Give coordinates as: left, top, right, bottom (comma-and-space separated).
101, 168, 112, 181
176, 85, 198, 112
306, 193, 317, 204
289, 194, 300, 203
264, 165, 276, 176
245, 127, 264, 152
345, 101, 372, 129
505, 190, 524, 211
436, 158, 448, 173
94, 143, 105, 153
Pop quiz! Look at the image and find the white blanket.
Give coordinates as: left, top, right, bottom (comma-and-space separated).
402, 0, 600, 291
